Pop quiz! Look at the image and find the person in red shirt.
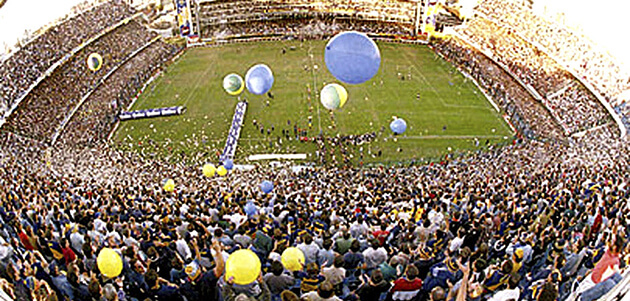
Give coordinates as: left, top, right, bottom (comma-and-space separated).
17, 224, 34, 251
61, 238, 77, 265
581, 233, 625, 301
389, 265, 423, 301
373, 224, 390, 247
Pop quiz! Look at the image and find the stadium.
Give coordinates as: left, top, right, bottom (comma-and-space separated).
0, 0, 629, 300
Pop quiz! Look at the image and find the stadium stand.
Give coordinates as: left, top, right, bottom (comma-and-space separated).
475, 0, 630, 131
3, 19, 157, 142
197, 0, 421, 39
434, 37, 565, 140
454, 18, 612, 135
0, 0, 136, 116
0, 0, 628, 301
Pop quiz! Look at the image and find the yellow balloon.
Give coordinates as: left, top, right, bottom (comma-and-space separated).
281, 247, 305, 271
225, 249, 260, 285
163, 179, 175, 192
87, 53, 103, 72
97, 248, 122, 278
202, 164, 216, 177
320, 83, 348, 110
217, 166, 228, 176
335, 84, 348, 108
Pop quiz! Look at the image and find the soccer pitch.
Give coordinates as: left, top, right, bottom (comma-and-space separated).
113, 40, 512, 165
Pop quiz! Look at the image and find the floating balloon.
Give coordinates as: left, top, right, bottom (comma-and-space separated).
260, 180, 274, 194
244, 201, 257, 216
223, 159, 234, 170
223, 73, 245, 96
281, 247, 305, 271
217, 166, 228, 176
320, 83, 348, 110
390, 118, 407, 135
97, 248, 122, 278
163, 179, 175, 192
245, 64, 274, 95
325, 31, 381, 84
87, 53, 103, 72
225, 249, 261, 285
202, 164, 216, 177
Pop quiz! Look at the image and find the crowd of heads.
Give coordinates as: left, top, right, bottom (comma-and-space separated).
0, 112, 628, 301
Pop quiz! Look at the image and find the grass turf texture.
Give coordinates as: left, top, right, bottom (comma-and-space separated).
113, 40, 512, 165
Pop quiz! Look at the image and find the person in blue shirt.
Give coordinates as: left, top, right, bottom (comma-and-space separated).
181, 239, 225, 301
145, 268, 185, 301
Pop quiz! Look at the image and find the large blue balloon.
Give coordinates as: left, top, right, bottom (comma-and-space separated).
390, 118, 407, 135
245, 64, 274, 95
223, 159, 234, 170
325, 31, 381, 85
260, 180, 274, 194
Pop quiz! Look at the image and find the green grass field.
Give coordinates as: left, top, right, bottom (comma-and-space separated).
113, 40, 512, 165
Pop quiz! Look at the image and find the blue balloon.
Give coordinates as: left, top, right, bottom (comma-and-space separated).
245, 64, 274, 95
260, 180, 274, 194
244, 202, 257, 216
325, 31, 381, 85
390, 118, 407, 135
223, 159, 234, 170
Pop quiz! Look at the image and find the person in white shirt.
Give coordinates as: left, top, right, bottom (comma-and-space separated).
449, 228, 466, 253
363, 239, 388, 269
350, 216, 369, 239
488, 274, 520, 301
297, 234, 321, 264
175, 233, 192, 261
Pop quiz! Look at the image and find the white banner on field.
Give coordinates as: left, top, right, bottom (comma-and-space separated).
247, 154, 307, 161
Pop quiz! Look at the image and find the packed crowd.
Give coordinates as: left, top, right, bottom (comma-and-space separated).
4, 20, 157, 142
543, 85, 611, 134
58, 40, 183, 147
0, 109, 628, 301
455, 18, 610, 134
0, 0, 135, 114
433, 37, 565, 140
476, 0, 630, 106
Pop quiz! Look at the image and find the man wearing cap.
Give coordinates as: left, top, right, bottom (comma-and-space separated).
181, 239, 225, 301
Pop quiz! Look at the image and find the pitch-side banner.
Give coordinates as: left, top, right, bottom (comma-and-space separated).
119, 106, 186, 121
